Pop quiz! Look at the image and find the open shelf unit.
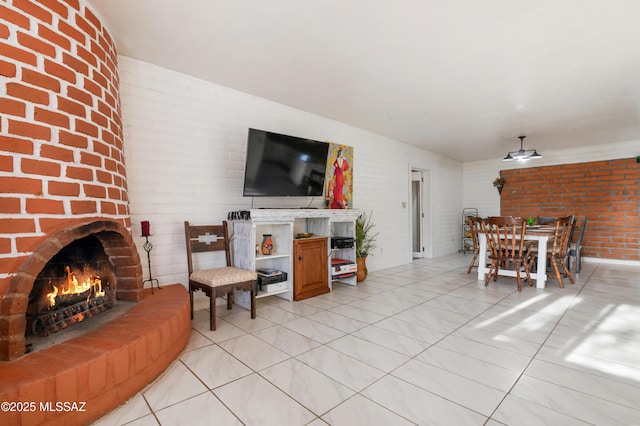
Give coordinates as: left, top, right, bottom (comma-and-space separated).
330, 220, 357, 285
231, 209, 360, 307
232, 220, 293, 301
460, 207, 478, 253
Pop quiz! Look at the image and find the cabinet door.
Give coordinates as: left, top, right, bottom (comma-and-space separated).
293, 238, 329, 301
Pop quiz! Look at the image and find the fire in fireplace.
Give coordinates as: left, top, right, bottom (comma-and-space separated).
29, 265, 111, 336
26, 236, 116, 337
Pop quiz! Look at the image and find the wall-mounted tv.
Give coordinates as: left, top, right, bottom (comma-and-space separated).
242, 129, 329, 197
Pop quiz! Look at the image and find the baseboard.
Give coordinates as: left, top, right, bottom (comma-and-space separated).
583, 257, 640, 267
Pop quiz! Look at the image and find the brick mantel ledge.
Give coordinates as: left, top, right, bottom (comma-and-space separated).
0, 284, 190, 426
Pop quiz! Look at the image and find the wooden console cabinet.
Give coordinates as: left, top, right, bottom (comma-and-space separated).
293, 237, 329, 300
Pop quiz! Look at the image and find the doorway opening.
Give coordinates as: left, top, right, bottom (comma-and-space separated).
411, 168, 432, 259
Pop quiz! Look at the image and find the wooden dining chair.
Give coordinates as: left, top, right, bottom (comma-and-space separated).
184, 221, 257, 330
484, 216, 532, 291
466, 215, 482, 274
567, 216, 587, 273
528, 215, 575, 288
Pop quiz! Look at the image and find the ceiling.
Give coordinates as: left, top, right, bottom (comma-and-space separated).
85, 0, 640, 162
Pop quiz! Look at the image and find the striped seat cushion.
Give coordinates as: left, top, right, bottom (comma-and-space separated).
190, 267, 257, 287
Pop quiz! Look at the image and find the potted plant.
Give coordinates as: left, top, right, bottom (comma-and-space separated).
493, 176, 505, 194
355, 211, 378, 281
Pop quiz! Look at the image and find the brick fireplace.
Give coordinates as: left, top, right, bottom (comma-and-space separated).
0, 0, 140, 361
7, 219, 143, 358
0, 2, 190, 424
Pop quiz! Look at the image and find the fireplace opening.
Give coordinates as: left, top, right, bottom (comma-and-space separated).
26, 236, 117, 342
2, 220, 144, 361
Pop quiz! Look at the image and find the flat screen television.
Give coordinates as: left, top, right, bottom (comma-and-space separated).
242, 129, 329, 197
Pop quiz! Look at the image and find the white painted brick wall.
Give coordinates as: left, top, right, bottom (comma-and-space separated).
119, 57, 464, 288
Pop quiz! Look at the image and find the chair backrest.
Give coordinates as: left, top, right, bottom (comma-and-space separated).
536, 216, 555, 225
565, 215, 577, 252
550, 216, 573, 258
573, 216, 587, 248
184, 221, 231, 276
467, 215, 481, 251
486, 216, 527, 260
478, 217, 495, 257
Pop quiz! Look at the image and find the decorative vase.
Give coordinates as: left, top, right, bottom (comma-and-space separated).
356, 256, 368, 282
261, 234, 273, 255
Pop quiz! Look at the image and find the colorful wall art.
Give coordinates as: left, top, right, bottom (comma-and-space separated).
325, 143, 353, 209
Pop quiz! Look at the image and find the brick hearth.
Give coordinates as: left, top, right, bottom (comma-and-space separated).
0, 284, 190, 426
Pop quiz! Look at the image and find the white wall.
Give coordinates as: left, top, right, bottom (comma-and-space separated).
119, 57, 463, 287
463, 141, 640, 218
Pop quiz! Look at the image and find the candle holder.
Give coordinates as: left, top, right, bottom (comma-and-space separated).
141, 221, 160, 294
142, 236, 161, 293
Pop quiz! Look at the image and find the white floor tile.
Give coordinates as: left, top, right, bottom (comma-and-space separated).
142, 361, 208, 411
155, 392, 242, 426
180, 344, 252, 389
328, 304, 387, 323
260, 358, 355, 415
296, 345, 385, 391
421, 294, 495, 316
523, 358, 640, 410
92, 394, 152, 426
511, 375, 640, 425
182, 329, 214, 352
327, 335, 410, 372
321, 394, 414, 426
222, 310, 275, 332
276, 300, 323, 316
282, 317, 346, 343
415, 346, 520, 391
192, 316, 247, 343
94, 257, 640, 426
252, 324, 321, 356
437, 334, 532, 373
362, 375, 487, 425
346, 298, 406, 316
392, 358, 505, 416
374, 316, 449, 344
351, 324, 431, 356
535, 344, 640, 387
452, 324, 542, 357
217, 333, 290, 371
392, 307, 464, 334
492, 394, 592, 426
214, 373, 316, 426
363, 293, 419, 310
306, 310, 369, 333
256, 305, 301, 324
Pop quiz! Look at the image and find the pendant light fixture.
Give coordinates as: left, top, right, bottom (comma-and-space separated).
503, 136, 542, 162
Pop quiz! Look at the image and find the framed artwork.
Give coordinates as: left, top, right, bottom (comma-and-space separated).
325, 143, 353, 209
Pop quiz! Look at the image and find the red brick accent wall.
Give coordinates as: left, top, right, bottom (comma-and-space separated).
500, 158, 640, 261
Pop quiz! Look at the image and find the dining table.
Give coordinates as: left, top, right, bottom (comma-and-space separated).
476, 225, 556, 289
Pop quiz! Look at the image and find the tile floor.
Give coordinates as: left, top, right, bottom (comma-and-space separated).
94, 254, 640, 425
